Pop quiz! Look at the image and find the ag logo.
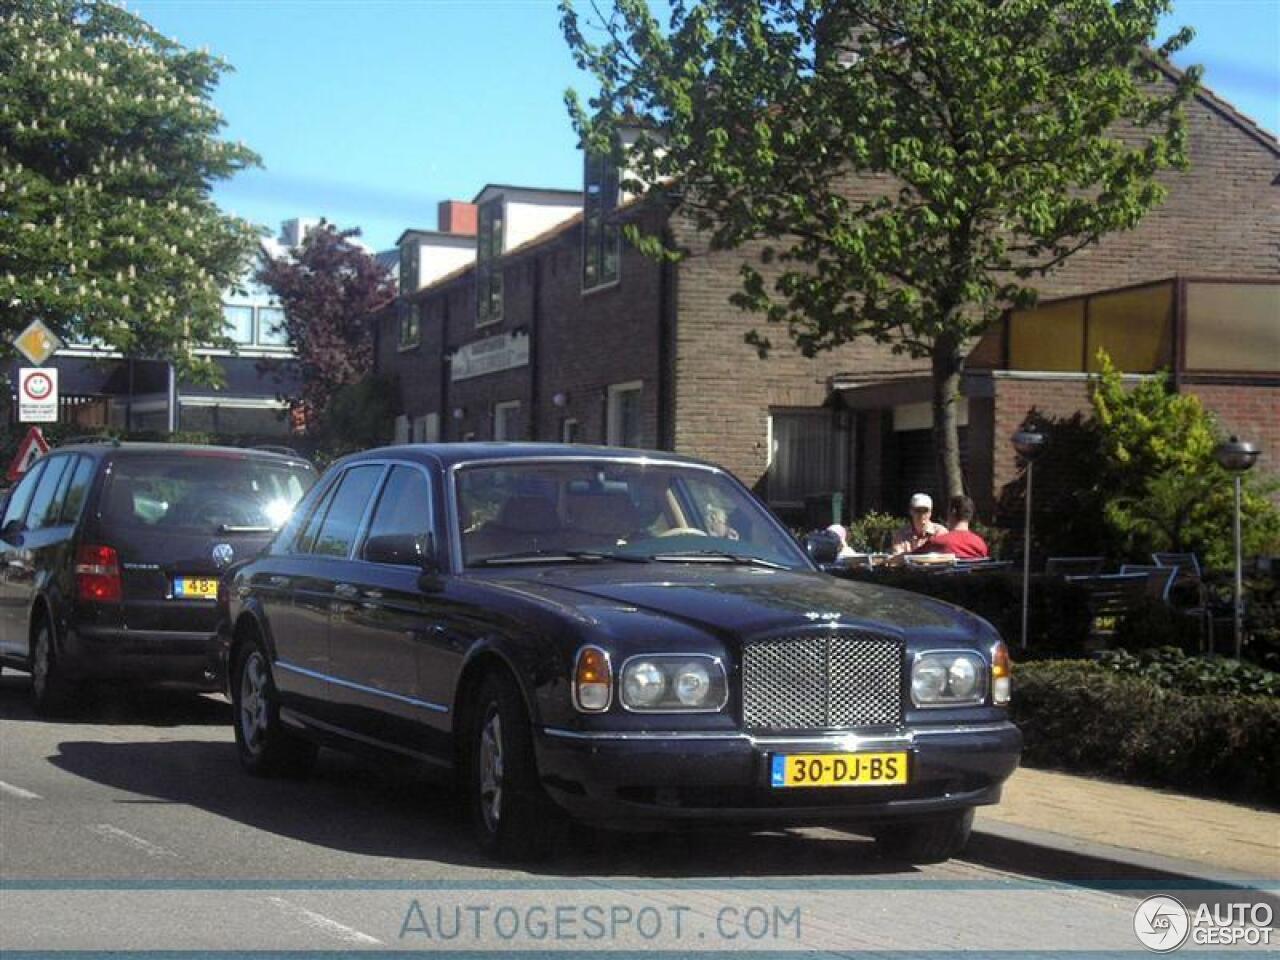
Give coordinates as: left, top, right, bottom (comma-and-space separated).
1134, 895, 1190, 952
211, 543, 235, 568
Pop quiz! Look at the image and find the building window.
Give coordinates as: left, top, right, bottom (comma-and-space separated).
222, 304, 254, 345
398, 301, 421, 350
399, 240, 419, 295
583, 152, 621, 291
561, 418, 579, 444
257, 306, 288, 347
606, 381, 642, 448
766, 410, 836, 508
476, 198, 504, 326
493, 400, 520, 441
414, 412, 440, 443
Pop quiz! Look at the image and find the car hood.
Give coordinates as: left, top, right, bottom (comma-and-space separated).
482, 564, 981, 640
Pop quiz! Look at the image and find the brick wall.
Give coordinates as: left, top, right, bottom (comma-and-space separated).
668, 83, 1278, 493
1183, 381, 1280, 477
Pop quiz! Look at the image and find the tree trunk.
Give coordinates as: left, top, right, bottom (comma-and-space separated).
931, 336, 966, 504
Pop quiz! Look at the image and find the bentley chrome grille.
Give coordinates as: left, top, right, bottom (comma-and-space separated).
740, 633, 904, 730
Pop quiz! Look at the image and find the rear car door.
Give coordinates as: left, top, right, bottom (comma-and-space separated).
328, 463, 450, 755
269, 463, 383, 726
92, 451, 314, 642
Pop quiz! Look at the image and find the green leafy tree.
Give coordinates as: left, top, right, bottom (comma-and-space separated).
0, 0, 260, 380
561, 0, 1198, 499
1090, 353, 1279, 568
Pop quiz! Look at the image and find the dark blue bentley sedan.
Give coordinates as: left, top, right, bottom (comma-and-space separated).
219, 444, 1020, 862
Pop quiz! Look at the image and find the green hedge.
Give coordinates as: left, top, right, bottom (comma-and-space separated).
1011, 660, 1280, 805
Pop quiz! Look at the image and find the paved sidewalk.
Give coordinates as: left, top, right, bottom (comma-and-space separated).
976, 767, 1279, 879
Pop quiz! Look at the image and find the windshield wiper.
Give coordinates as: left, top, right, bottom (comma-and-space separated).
474, 549, 651, 566
218, 524, 274, 533
648, 550, 789, 570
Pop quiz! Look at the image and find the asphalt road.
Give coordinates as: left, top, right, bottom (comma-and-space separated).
0, 669, 1270, 954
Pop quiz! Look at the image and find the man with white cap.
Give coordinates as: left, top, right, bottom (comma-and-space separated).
890, 492, 947, 555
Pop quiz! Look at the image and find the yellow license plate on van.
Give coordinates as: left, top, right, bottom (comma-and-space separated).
173, 577, 219, 599
770, 752, 909, 788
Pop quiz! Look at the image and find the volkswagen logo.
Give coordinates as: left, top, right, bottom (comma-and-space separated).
211, 543, 235, 568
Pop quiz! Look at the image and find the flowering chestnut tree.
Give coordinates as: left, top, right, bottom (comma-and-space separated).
0, 0, 260, 381
256, 222, 395, 430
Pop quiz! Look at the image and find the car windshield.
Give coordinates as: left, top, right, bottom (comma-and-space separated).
104, 454, 315, 532
456, 459, 807, 569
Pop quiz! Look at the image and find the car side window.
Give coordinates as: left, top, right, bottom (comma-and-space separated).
293, 478, 340, 554
310, 465, 382, 558
361, 466, 433, 565
59, 456, 97, 524
2, 461, 47, 529
25, 457, 71, 531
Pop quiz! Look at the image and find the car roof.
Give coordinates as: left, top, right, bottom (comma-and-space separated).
52, 441, 314, 467
340, 442, 721, 471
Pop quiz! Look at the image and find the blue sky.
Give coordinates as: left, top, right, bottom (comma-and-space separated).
131, 0, 1280, 252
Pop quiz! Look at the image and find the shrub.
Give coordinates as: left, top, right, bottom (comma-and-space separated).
846, 511, 899, 552
1097, 646, 1280, 698
1012, 660, 1280, 804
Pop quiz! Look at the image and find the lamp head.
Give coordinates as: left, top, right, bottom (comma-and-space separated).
1011, 429, 1047, 462
1214, 436, 1260, 473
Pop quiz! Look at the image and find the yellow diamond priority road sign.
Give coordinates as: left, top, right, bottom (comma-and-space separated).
12, 319, 61, 366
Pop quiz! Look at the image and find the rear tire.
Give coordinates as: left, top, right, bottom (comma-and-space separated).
231, 640, 317, 779
464, 671, 560, 861
31, 619, 76, 716
873, 809, 974, 864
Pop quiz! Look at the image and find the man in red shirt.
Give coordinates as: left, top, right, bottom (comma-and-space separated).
917, 495, 989, 559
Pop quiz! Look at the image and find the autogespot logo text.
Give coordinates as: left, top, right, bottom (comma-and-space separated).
1134, 895, 1274, 951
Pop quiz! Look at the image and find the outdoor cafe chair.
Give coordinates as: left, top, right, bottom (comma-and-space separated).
1045, 556, 1106, 577
1064, 572, 1149, 647
1119, 564, 1180, 604
1152, 552, 1203, 577
1150, 552, 1215, 651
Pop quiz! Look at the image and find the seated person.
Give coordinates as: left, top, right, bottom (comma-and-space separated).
916, 495, 989, 559
890, 493, 947, 555
705, 503, 739, 540
825, 523, 857, 560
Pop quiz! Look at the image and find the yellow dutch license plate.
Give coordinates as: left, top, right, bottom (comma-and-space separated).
173, 577, 219, 600
770, 752, 909, 788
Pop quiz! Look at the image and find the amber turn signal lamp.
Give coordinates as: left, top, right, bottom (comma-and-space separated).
574, 645, 612, 712
991, 641, 1011, 705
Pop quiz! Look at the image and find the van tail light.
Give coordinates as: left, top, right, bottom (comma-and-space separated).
76, 544, 122, 603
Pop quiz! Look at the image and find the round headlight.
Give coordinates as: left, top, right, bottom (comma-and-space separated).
912, 660, 948, 702
622, 661, 666, 706
948, 657, 978, 699
674, 662, 711, 706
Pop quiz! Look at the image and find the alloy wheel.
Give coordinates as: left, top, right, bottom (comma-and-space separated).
32, 628, 50, 701
478, 708, 504, 833
239, 652, 270, 756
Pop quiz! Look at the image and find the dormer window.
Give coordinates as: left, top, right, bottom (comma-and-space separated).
399, 239, 419, 295
583, 152, 620, 291
476, 198, 504, 326
398, 301, 421, 350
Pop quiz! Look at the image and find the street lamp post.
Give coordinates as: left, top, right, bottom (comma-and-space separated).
1012, 430, 1047, 650
1213, 436, 1261, 659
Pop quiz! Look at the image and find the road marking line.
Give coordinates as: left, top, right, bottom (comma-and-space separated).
266, 896, 384, 946
87, 823, 177, 859
0, 780, 42, 800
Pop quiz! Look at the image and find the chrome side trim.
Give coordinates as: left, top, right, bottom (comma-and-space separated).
540, 721, 1016, 743
275, 661, 449, 714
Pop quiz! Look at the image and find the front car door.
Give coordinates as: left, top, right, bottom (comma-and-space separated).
0, 460, 49, 659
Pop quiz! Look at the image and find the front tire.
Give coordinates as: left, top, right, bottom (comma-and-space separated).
31, 619, 76, 716
873, 809, 974, 864
232, 640, 317, 778
464, 672, 560, 861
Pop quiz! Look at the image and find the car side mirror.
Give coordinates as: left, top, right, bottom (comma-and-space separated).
804, 531, 840, 567
1, 518, 25, 546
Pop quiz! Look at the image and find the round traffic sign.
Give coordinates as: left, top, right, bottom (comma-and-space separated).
23, 371, 54, 400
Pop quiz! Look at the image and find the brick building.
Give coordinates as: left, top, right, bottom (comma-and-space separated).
375, 75, 1278, 524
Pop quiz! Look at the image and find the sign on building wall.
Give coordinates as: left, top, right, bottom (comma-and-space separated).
18, 367, 59, 422
450, 332, 530, 382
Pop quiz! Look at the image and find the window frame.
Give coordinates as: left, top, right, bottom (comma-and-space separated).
493, 400, 521, 442
256, 306, 289, 348
582, 151, 622, 293
606, 380, 643, 448
356, 462, 437, 567
24, 455, 72, 531
476, 197, 505, 328
222, 303, 255, 346
398, 301, 422, 351
307, 464, 386, 560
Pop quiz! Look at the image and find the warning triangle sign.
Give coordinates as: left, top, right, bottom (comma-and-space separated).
7, 427, 51, 482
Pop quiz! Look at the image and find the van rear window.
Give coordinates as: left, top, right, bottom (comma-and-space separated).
103, 455, 314, 532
